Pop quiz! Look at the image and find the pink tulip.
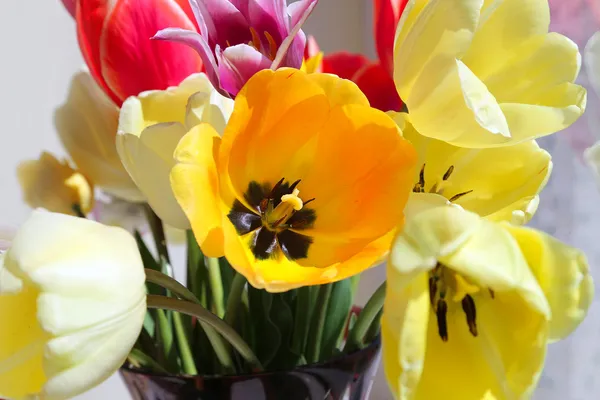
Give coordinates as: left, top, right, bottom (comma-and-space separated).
66, 0, 204, 106
154, 0, 318, 97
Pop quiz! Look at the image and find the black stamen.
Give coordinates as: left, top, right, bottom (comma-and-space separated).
268, 178, 285, 198
443, 165, 454, 181
429, 183, 439, 193
436, 299, 448, 342
488, 288, 495, 299
449, 190, 473, 202
303, 198, 316, 207
461, 295, 478, 337
428, 277, 437, 306
288, 179, 301, 193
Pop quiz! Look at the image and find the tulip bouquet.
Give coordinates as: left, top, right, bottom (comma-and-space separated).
1, 0, 596, 399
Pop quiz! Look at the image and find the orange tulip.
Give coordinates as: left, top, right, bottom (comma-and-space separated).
67, 0, 203, 105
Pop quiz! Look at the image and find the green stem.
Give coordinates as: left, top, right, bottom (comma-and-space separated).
128, 348, 168, 374
172, 312, 197, 375
206, 257, 225, 318
344, 282, 386, 352
145, 269, 236, 373
291, 286, 312, 356
224, 273, 247, 327
306, 283, 333, 363
143, 204, 170, 264
147, 295, 263, 372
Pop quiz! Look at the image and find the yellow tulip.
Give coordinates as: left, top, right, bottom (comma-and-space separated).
0, 210, 146, 399
171, 69, 417, 292
393, 113, 551, 224
55, 71, 142, 201
382, 205, 592, 400
394, 0, 586, 148
17, 152, 94, 216
117, 73, 234, 229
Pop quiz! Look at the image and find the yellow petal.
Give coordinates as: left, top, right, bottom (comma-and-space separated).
55, 72, 141, 201
504, 224, 594, 341
0, 210, 145, 399
171, 124, 225, 257
585, 31, 600, 98
306, 72, 369, 107
393, 0, 482, 97
17, 152, 94, 216
117, 122, 189, 228
382, 272, 429, 399
185, 88, 234, 134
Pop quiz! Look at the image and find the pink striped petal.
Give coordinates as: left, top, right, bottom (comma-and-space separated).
99, 0, 203, 101
248, 0, 288, 44
271, 0, 316, 69
153, 28, 221, 93
217, 44, 272, 96
192, 0, 250, 48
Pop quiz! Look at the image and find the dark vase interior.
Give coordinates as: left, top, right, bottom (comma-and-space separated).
120, 335, 381, 400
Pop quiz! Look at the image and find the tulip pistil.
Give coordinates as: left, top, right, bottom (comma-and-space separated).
228, 178, 316, 261
413, 164, 473, 203
429, 263, 492, 342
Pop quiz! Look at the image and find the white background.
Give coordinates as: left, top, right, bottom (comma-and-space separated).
2, 1, 600, 399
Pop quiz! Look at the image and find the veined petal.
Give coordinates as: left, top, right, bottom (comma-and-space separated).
462, 0, 550, 79
504, 224, 594, 341
271, 0, 317, 69
393, 0, 482, 98
117, 123, 189, 229
193, 0, 250, 48
585, 31, 600, 98
216, 44, 273, 96
171, 124, 225, 257
249, 0, 288, 45
99, 0, 203, 102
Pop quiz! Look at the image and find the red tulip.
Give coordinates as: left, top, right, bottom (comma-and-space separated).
68, 0, 204, 105
320, 0, 408, 112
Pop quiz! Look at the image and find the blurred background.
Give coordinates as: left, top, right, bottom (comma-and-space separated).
1, 0, 599, 399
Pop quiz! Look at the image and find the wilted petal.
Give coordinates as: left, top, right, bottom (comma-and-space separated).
217, 44, 272, 96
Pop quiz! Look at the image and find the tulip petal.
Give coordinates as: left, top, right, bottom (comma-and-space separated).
462, 0, 550, 79
287, 0, 317, 28
585, 31, 600, 97
393, 0, 481, 98
375, 0, 409, 75
216, 43, 273, 96
271, 0, 316, 69
118, 123, 190, 229
153, 28, 222, 94
171, 124, 225, 257
185, 90, 234, 134
306, 72, 369, 107
61, 0, 76, 17
504, 224, 594, 342
249, 0, 289, 45
353, 62, 403, 111
321, 52, 371, 80
100, 0, 203, 102
193, 0, 251, 47
76, 0, 121, 104
55, 71, 142, 202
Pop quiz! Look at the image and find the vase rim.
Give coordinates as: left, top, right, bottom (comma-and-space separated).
121, 334, 381, 380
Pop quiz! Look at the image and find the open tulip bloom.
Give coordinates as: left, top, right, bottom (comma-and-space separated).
3, 0, 596, 399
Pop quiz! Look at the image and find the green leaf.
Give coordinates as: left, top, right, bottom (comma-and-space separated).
319, 279, 353, 360
135, 230, 163, 296
186, 230, 206, 304
248, 286, 281, 367
218, 257, 235, 301
291, 286, 312, 358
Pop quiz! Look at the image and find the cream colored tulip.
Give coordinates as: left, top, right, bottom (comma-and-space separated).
383, 205, 592, 399
117, 73, 234, 229
17, 152, 94, 216
394, 0, 586, 148
0, 210, 146, 400
55, 71, 142, 201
